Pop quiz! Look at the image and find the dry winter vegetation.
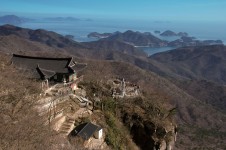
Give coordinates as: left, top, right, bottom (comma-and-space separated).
0, 53, 176, 150
0, 54, 79, 150
82, 59, 226, 150
1, 28, 226, 149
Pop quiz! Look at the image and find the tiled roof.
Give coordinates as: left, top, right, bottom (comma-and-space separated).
73, 122, 100, 140
12, 54, 72, 73
70, 61, 87, 72
37, 67, 56, 79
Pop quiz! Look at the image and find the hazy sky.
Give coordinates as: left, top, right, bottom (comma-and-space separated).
0, 0, 225, 22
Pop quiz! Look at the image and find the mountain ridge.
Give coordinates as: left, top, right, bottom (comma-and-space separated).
100, 30, 168, 47
1, 25, 226, 149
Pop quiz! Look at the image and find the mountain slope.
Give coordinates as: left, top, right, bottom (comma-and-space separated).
82, 59, 226, 126
83, 40, 147, 57
0, 24, 85, 49
0, 24, 147, 60
1, 25, 226, 149
150, 45, 226, 84
0, 34, 72, 57
82, 59, 226, 149
1, 26, 225, 129
0, 53, 71, 149
174, 79, 226, 113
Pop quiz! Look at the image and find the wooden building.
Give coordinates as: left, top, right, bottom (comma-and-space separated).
72, 122, 103, 141
11, 54, 86, 83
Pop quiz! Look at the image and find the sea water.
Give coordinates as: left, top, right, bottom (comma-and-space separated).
136, 46, 178, 56
18, 19, 226, 55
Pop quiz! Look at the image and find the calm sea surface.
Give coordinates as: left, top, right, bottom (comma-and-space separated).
18, 19, 226, 55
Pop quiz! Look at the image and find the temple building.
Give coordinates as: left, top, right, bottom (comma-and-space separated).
11, 54, 86, 83
70, 122, 103, 142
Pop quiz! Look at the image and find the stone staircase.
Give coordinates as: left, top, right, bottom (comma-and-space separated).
58, 116, 75, 135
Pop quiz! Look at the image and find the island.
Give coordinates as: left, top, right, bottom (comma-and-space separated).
160, 30, 188, 37
65, 34, 74, 40
0, 15, 32, 25
168, 36, 223, 47
154, 30, 161, 34
87, 30, 223, 48
160, 30, 177, 36
87, 32, 113, 39
177, 32, 188, 37
87, 31, 168, 47
44, 17, 92, 22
